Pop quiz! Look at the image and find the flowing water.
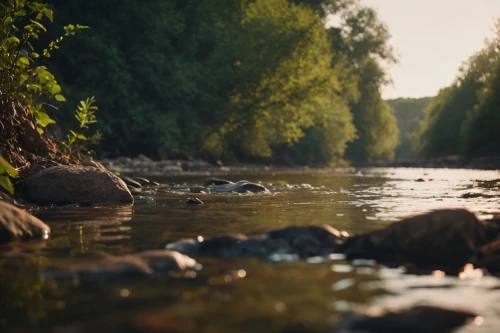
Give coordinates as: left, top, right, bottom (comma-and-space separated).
1, 167, 500, 333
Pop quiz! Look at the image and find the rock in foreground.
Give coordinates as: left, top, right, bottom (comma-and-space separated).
340, 209, 498, 267
339, 305, 479, 333
0, 201, 50, 243
164, 225, 347, 259
21, 165, 133, 205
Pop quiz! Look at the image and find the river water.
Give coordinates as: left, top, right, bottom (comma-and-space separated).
1, 167, 500, 332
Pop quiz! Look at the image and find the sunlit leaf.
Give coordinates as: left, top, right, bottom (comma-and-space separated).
35, 111, 56, 127
55, 94, 66, 102
0, 177, 15, 195
14, 9, 27, 17
0, 156, 19, 178
5, 36, 20, 45
16, 56, 30, 66
50, 84, 61, 95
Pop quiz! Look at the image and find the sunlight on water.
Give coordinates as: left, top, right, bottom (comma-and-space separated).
1, 167, 499, 332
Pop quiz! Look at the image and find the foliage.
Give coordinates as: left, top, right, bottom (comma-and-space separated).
325, 2, 399, 162
414, 18, 500, 158
0, 156, 18, 194
60, 96, 102, 159
46, 0, 398, 164
387, 97, 432, 158
0, 0, 89, 170
0, 0, 87, 134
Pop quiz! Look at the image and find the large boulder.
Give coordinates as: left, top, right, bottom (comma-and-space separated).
0, 201, 50, 242
164, 224, 347, 259
21, 165, 133, 205
340, 209, 499, 267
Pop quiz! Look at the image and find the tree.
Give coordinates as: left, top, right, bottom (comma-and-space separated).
387, 97, 432, 158
414, 20, 500, 158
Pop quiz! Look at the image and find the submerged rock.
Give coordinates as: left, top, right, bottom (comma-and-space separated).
164, 224, 347, 259
186, 198, 203, 204
53, 250, 197, 280
21, 165, 133, 205
339, 305, 479, 333
340, 209, 498, 267
191, 179, 268, 194
0, 201, 50, 243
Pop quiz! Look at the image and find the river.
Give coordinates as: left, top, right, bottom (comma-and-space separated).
1, 167, 500, 332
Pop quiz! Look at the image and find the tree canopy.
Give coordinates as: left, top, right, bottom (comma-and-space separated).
414, 18, 500, 159
19, 0, 400, 165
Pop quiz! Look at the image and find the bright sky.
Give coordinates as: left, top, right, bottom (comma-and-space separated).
361, 0, 500, 99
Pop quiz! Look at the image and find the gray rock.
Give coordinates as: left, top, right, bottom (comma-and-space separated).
164, 224, 347, 259
21, 165, 133, 205
338, 305, 478, 333
186, 198, 203, 204
190, 180, 268, 194
53, 250, 197, 280
0, 201, 50, 243
207, 180, 268, 193
340, 209, 498, 266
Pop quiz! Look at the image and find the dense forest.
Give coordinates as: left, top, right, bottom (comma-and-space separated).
38, 0, 399, 165
2, 1, 500, 170
413, 18, 500, 159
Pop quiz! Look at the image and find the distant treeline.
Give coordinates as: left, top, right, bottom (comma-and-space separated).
387, 97, 431, 159
44, 0, 399, 165
412, 19, 500, 159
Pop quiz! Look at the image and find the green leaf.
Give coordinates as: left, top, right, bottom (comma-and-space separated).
16, 57, 30, 66
5, 36, 20, 45
20, 74, 29, 83
50, 84, 61, 95
37, 127, 44, 135
55, 94, 66, 102
0, 177, 15, 195
14, 9, 27, 17
26, 84, 42, 92
37, 69, 55, 83
30, 20, 46, 32
44, 8, 54, 22
35, 111, 56, 127
76, 134, 87, 140
0, 156, 19, 178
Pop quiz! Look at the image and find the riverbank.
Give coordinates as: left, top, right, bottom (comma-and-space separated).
98, 154, 500, 176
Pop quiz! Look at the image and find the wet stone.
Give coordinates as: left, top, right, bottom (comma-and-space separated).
0, 201, 50, 243
48, 250, 197, 281
340, 209, 498, 267
164, 224, 347, 260
186, 198, 203, 205
193, 180, 268, 194
338, 305, 479, 333
21, 165, 133, 205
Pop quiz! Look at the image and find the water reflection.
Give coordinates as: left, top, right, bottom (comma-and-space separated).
0, 168, 500, 332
